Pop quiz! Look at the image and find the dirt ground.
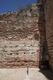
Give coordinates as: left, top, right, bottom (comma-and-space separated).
0, 68, 53, 80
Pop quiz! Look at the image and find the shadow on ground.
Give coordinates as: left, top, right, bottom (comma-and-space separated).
39, 69, 53, 80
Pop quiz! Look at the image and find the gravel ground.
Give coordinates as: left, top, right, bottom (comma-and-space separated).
0, 68, 53, 80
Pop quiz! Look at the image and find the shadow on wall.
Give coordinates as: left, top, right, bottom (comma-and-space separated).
37, 0, 49, 69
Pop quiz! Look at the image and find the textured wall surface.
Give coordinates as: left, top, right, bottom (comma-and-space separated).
45, 0, 53, 69
0, 4, 40, 68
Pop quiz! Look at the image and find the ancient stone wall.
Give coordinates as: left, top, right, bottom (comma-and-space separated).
0, 5, 40, 68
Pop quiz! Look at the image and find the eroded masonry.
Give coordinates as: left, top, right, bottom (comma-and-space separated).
0, 4, 40, 68
0, 0, 53, 69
